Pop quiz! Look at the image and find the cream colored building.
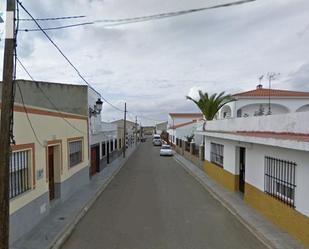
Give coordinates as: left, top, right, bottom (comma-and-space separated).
1, 80, 90, 244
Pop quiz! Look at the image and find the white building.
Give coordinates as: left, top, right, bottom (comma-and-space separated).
88, 88, 119, 176
167, 113, 204, 145
218, 84, 309, 119
198, 112, 309, 246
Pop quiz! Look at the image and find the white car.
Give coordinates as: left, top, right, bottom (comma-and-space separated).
160, 145, 174, 156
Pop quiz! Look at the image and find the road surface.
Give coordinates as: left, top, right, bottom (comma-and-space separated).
61, 140, 265, 249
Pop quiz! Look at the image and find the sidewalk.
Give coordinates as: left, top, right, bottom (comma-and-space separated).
174, 154, 308, 249
11, 145, 138, 249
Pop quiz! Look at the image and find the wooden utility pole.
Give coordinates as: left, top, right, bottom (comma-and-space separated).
123, 103, 126, 158
0, 1, 16, 248
135, 116, 137, 145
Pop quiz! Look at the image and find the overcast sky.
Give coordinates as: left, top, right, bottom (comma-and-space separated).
1, 0, 309, 125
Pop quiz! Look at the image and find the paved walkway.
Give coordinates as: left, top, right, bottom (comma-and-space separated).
11, 145, 137, 249
61, 141, 266, 249
174, 154, 308, 249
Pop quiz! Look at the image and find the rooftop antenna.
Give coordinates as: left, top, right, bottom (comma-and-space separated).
266, 72, 280, 115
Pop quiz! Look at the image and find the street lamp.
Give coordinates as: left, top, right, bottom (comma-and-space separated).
89, 98, 103, 117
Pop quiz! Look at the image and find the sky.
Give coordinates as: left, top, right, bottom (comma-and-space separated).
0, 0, 309, 125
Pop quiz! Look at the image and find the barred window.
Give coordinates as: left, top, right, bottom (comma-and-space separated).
264, 156, 296, 208
115, 139, 118, 150
69, 140, 83, 167
210, 143, 224, 167
119, 139, 121, 149
102, 142, 106, 157
10, 150, 32, 199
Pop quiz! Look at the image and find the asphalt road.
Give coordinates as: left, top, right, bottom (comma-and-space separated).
61, 140, 265, 249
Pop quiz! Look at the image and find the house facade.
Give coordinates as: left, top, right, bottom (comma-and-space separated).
167, 113, 203, 145
0, 80, 90, 243
218, 84, 309, 119
111, 119, 139, 149
155, 121, 168, 135
199, 112, 309, 246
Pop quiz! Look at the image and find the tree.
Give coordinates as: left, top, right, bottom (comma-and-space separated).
186, 91, 235, 131
185, 134, 195, 143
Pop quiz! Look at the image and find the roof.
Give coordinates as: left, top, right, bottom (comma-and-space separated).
170, 120, 197, 129
235, 131, 309, 142
234, 88, 309, 97
206, 130, 309, 142
169, 113, 203, 118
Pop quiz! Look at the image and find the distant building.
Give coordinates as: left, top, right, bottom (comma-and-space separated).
142, 126, 156, 136
155, 121, 168, 135
111, 119, 139, 148
0, 80, 89, 244
167, 113, 204, 145
218, 84, 309, 119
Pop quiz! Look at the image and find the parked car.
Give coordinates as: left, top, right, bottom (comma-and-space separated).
153, 134, 162, 146
153, 138, 162, 146
160, 145, 174, 156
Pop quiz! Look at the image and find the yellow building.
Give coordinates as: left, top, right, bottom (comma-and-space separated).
1, 80, 90, 244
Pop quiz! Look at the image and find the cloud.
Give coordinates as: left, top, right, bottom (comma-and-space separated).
1, 0, 309, 125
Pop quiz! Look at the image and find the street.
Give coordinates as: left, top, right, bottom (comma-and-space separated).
61, 140, 265, 249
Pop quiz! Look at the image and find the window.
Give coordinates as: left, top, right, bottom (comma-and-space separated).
110, 140, 113, 152
119, 139, 121, 149
10, 150, 32, 199
210, 143, 224, 167
115, 139, 117, 150
102, 142, 106, 157
264, 156, 296, 208
69, 140, 83, 167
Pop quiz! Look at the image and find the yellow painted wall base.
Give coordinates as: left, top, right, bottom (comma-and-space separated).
245, 183, 309, 247
203, 160, 239, 192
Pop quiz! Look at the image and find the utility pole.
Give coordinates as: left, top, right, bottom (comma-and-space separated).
123, 103, 126, 158
0, 1, 16, 248
135, 116, 137, 145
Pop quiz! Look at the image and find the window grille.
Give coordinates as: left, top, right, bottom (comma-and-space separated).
264, 156, 296, 208
69, 140, 83, 167
10, 150, 31, 199
210, 143, 224, 167
110, 140, 114, 152
115, 139, 117, 150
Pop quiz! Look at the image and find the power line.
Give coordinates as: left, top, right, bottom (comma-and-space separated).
16, 57, 87, 135
95, 0, 256, 25
20, 21, 94, 32
17, 0, 124, 113
19, 15, 86, 21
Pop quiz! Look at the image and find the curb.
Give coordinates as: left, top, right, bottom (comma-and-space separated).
174, 155, 275, 249
50, 145, 139, 249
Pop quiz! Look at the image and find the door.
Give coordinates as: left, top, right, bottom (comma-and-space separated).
107, 141, 110, 164
239, 147, 246, 193
91, 147, 97, 176
48, 147, 55, 201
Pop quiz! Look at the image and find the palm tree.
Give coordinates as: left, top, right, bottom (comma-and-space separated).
186, 91, 235, 131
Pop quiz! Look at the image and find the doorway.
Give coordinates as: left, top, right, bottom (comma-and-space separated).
48, 146, 55, 201
107, 141, 110, 164
239, 147, 246, 193
90, 145, 100, 176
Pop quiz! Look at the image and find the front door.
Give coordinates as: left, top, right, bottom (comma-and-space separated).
91, 147, 97, 176
107, 141, 110, 164
48, 147, 55, 201
239, 147, 246, 193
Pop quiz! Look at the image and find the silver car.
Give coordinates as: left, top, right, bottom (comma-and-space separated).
153, 138, 162, 146
160, 145, 174, 156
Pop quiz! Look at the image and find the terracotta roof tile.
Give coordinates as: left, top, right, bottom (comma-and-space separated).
170, 120, 197, 129
234, 88, 309, 97
169, 113, 203, 118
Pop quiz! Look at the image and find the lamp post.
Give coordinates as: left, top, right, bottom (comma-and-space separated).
89, 98, 103, 117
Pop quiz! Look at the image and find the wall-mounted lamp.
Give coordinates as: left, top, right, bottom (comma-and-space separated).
89, 98, 103, 117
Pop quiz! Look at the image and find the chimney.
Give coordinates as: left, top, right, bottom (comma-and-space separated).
256, 84, 263, 89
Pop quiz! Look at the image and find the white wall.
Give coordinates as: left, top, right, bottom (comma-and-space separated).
205, 111, 309, 134
245, 144, 309, 217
